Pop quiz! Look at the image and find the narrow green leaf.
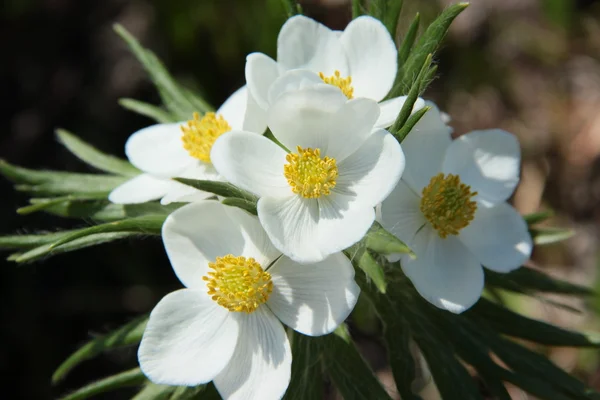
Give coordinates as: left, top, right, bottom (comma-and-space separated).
280, 0, 301, 17
59, 368, 146, 400
394, 106, 430, 143
352, 0, 363, 18
119, 98, 178, 124
471, 299, 600, 348
524, 210, 554, 225
320, 331, 392, 400
398, 14, 420, 66
283, 332, 323, 400
169, 385, 209, 400
13, 232, 140, 263
485, 267, 594, 296
17, 195, 106, 215
221, 197, 258, 215
365, 221, 413, 256
56, 129, 140, 177
175, 178, 258, 202
531, 226, 575, 245
383, 0, 404, 38
368, 0, 386, 21
53, 316, 148, 383
0, 231, 76, 250
390, 54, 433, 135
131, 383, 176, 400
114, 24, 213, 119
346, 245, 387, 293
391, 3, 469, 97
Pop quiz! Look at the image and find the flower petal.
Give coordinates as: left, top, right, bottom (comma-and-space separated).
401, 102, 452, 192
138, 288, 239, 386
442, 129, 521, 207
380, 180, 426, 247
375, 96, 425, 129
108, 173, 173, 204
277, 15, 348, 76
267, 253, 359, 336
160, 163, 217, 205
460, 203, 532, 273
267, 69, 325, 106
162, 201, 280, 289
125, 123, 192, 178
217, 85, 247, 131
335, 129, 404, 207
211, 131, 291, 198
402, 227, 484, 314
243, 87, 268, 134
214, 308, 291, 400
268, 88, 379, 161
245, 52, 281, 110
340, 16, 397, 101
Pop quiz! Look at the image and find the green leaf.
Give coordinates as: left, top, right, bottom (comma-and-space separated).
56, 129, 140, 177
280, 0, 302, 17
365, 221, 413, 256
131, 383, 176, 400
524, 210, 554, 225
383, 0, 404, 38
175, 178, 258, 203
394, 106, 430, 143
0, 231, 79, 250
119, 98, 178, 124
531, 226, 575, 245
390, 54, 433, 135
113, 24, 213, 120
320, 327, 392, 400
221, 197, 258, 215
346, 245, 387, 293
59, 368, 146, 400
283, 331, 323, 400
53, 316, 148, 383
485, 267, 594, 296
16, 195, 106, 215
390, 3, 469, 97
352, 0, 363, 18
11, 232, 140, 263
398, 13, 420, 67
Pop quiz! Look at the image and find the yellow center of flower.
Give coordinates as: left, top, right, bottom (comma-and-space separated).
284, 146, 338, 198
181, 112, 231, 163
203, 255, 273, 313
319, 70, 354, 99
420, 173, 478, 239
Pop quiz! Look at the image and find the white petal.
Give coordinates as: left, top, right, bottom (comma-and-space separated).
402, 228, 484, 314
214, 308, 291, 400
162, 201, 280, 289
340, 16, 397, 101
460, 203, 532, 273
138, 288, 239, 386
160, 163, 217, 205
277, 15, 348, 76
267, 253, 359, 336
401, 102, 452, 192
375, 96, 425, 129
267, 69, 325, 106
243, 87, 268, 134
268, 88, 380, 161
335, 129, 404, 207
108, 173, 172, 204
245, 53, 281, 110
125, 123, 192, 178
211, 131, 291, 198
442, 129, 521, 207
380, 180, 426, 247
217, 86, 247, 131
258, 193, 374, 264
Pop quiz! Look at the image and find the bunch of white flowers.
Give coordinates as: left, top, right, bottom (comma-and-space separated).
107, 15, 532, 399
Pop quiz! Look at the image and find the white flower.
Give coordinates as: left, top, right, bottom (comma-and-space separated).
138, 201, 359, 400
210, 86, 405, 263
246, 15, 413, 129
380, 104, 533, 314
109, 86, 265, 205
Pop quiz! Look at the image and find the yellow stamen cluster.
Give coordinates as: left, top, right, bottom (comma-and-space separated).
203, 255, 273, 313
319, 70, 354, 99
181, 112, 231, 163
284, 146, 338, 199
420, 173, 478, 238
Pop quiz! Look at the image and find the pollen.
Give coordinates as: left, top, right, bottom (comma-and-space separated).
319, 70, 354, 99
284, 146, 338, 199
181, 112, 231, 163
420, 173, 478, 239
203, 255, 273, 313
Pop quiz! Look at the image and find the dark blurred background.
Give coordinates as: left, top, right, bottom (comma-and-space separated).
1, 0, 600, 399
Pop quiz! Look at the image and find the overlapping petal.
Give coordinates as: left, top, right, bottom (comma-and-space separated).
380, 180, 426, 246
138, 289, 239, 386
108, 173, 174, 204
217, 86, 249, 131
246, 53, 281, 110
267, 253, 359, 336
